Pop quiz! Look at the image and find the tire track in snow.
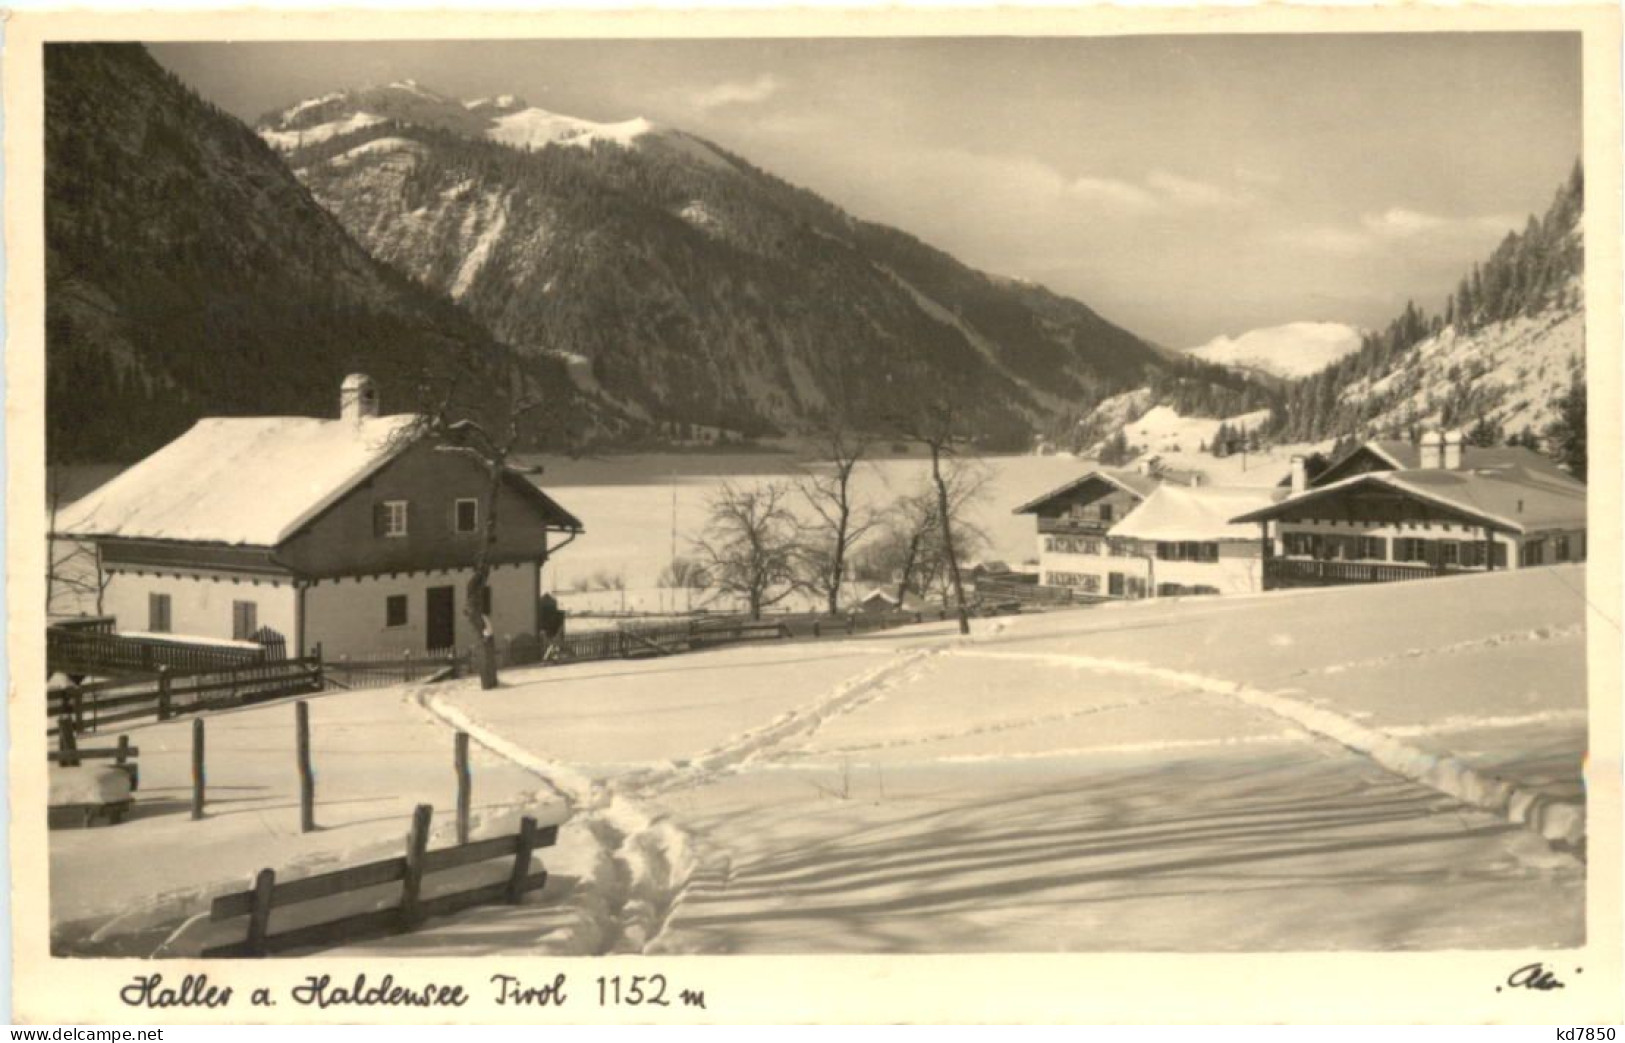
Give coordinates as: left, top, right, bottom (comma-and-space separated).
951, 649, 1586, 848
415, 649, 935, 951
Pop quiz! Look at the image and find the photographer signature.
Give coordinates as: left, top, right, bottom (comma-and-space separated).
1499, 963, 1576, 992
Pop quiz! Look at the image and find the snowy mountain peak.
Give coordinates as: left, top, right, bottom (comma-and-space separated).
1185, 321, 1365, 380
259, 84, 733, 169
464, 94, 529, 113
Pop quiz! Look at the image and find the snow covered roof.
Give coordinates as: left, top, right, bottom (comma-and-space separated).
1107, 485, 1285, 543
1233, 465, 1587, 535
1319, 440, 1582, 487
1012, 468, 1160, 514
54, 415, 422, 547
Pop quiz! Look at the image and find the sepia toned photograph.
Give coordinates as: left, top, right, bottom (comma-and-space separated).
7, 7, 1621, 1025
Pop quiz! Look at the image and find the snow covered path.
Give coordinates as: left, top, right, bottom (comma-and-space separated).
55, 567, 1592, 955
342, 568, 1591, 954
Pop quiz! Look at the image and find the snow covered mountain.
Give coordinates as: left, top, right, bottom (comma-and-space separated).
45, 46, 591, 462
253, 82, 1221, 448
1185, 322, 1365, 380
1273, 163, 1585, 447
260, 81, 734, 170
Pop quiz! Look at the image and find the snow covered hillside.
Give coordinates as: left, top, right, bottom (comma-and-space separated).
1186, 321, 1365, 380
1337, 297, 1583, 438
1073, 389, 1279, 463
1121, 403, 1274, 455
57, 566, 1587, 956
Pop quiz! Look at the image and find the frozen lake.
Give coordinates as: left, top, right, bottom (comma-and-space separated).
521, 450, 1094, 598
52, 450, 1101, 617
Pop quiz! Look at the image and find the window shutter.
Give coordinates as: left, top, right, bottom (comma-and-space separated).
373, 503, 387, 537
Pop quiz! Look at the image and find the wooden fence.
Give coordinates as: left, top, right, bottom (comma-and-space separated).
201, 804, 557, 957
1263, 557, 1454, 589
47, 656, 323, 736
322, 649, 462, 690
48, 626, 274, 679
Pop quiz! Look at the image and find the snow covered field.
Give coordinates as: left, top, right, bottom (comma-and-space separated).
52, 565, 1590, 956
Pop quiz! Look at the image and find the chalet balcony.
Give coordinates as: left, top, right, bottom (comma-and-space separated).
1263, 557, 1477, 589
1036, 516, 1113, 536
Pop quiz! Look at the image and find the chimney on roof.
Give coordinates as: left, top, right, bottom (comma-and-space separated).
1420, 430, 1444, 469
1443, 429, 1463, 470
340, 373, 379, 424
1290, 454, 1307, 494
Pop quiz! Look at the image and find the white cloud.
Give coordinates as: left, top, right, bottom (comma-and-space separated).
1146, 170, 1252, 209
1361, 207, 1449, 237
1290, 208, 1524, 255
1066, 175, 1158, 212
687, 74, 782, 111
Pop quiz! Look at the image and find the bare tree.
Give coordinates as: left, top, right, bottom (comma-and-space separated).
857, 488, 937, 607
657, 555, 710, 591
795, 425, 876, 617
692, 481, 803, 621
889, 397, 980, 635
401, 339, 592, 690
412, 396, 545, 689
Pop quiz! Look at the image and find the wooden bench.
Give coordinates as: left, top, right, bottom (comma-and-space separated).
47, 733, 139, 790
202, 805, 558, 957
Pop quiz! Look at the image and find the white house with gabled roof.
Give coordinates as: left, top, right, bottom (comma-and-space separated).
53, 375, 583, 659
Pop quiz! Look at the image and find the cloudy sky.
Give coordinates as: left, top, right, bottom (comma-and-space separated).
152, 34, 1581, 348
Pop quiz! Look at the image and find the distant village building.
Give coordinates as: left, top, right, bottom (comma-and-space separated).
1013, 467, 1161, 597
1234, 431, 1586, 589
53, 375, 583, 659
858, 588, 901, 613
1013, 462, 1268, 598
1105, 484, 1286, 596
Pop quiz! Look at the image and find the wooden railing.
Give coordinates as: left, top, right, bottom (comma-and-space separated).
201, 804, 557, 957
1036, 517, 1113, 536
975, 576, 1081, 607
1263, 557, 1456, 588
48, 627, 271, 679
47, 657, 323, 735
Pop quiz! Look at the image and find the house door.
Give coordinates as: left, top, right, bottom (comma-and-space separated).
426, 586, 456, 651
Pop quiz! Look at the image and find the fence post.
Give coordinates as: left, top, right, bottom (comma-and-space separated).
507, 815, 538, 904
846, 614, 855, 635
191, 718, 206, 820
455, 732, 472, 846
400, 804, 433, 930
246, 867, 276, 957
57, 715, 79, 767
813, 620, 821, 639
296, 701, 315, 833
156, 666, 172, 721
67, 685, 86, 735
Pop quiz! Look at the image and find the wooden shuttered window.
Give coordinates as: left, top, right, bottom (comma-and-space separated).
374, 500, 410, 538
232, 600, 258, 641
148, 592, 171, 633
